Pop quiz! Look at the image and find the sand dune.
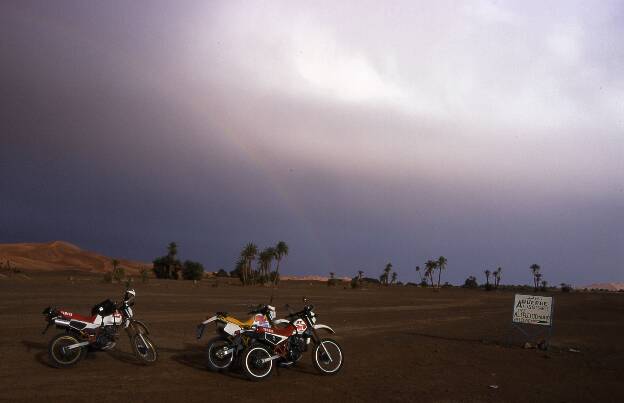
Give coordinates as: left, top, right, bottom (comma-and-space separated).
0, 241, 149, 274
583, 282, 624, 291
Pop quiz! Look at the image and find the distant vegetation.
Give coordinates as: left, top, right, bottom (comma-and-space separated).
0, 259, 21, 275
153, 242, 182, 279
103, 258, 125, 283
233, 241, 289, 287
112, 259, 125, 282
140, 267, 150, 283
530, 264, 542, 291
152, 242, 204, 281
182, 260, 204, 281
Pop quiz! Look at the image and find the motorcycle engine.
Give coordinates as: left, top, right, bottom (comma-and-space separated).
287, 336, 306, 362
95, 325, 118, 350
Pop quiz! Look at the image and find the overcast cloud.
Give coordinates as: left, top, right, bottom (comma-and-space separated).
1, 1, 622, 285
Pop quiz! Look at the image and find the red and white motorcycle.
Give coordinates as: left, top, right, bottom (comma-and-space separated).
42, 289, 157, 367
240, 298, 343, 381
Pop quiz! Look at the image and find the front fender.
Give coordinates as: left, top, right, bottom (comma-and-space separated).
132, 320, 150, 335
313, 324, 335, 334
273, 319, 290, 325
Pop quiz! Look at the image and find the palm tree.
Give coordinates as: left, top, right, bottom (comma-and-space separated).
536, 272, 543, 291
357, 270, 364, 281
425, 260, 437, 287
241, 243, 258, 286
110, 259, 119, 283
329, 272, 335, 280
167, 242, 178, 259
379, 272, 388, 285
391, 272, 398, 285
273, 241, 289, 287
530, 264, 541, 290
383, 263, 392, 286
415, 265, 422, 283
484, 269, 491, 286
436, 256, 447, 288
258, 248, 274, 284
494, 267, 502, 288
541, 280, 548, 290
234, 256, 246, 283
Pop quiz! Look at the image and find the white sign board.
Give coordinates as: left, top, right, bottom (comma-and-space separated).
512, 294, 553, 326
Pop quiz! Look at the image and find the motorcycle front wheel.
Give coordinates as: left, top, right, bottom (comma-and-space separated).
131, 333, 158, 364
312, 338, 343, 375
241, 345, 273, 381
48, 333, 85, 368
205, 336, 235, 372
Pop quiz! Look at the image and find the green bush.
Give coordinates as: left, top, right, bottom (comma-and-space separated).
462, 276, 478, 288
182, 260, 204, 281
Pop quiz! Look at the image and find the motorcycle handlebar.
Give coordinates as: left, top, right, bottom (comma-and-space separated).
286, 305, 314, 320
247, 304, 267, 314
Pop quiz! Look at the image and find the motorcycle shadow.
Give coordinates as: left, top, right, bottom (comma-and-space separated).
275, 362, 318, 377
168, 343, 247, 380
105, 349, 147, 366
21, 340, 55, 368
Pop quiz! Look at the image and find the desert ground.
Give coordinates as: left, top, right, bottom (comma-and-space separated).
1, 272, 623, 403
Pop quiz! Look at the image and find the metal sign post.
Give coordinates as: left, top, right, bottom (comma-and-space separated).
507, 294, 554, 349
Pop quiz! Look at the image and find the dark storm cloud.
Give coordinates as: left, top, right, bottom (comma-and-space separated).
1, 1, 622, 285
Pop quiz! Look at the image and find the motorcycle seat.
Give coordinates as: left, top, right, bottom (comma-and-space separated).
224, 315, 255, 328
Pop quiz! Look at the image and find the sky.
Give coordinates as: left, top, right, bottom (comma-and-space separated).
1, 0, 623, 286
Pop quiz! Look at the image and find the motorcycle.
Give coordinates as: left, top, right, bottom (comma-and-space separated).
42, 288, 157, 368
240, 297, 343, 381
196, 303, 276, 372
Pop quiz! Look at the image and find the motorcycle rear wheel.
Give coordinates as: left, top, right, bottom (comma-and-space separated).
205, 336, 235, 372
131, 333, 158, 364
48, 333, 85, 368
241, 345, 273, 381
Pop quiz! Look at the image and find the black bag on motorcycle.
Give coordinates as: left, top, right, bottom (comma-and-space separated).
91, 299, 117, 317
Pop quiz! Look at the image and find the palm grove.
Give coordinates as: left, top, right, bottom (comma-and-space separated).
151, 241, 289, 286
350, 256, 449, 289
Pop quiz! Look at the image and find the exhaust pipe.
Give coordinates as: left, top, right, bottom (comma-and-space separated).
61, 341, 90, 355
260, 354, 281, 364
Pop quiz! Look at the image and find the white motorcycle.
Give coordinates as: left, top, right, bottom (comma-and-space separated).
42, 289, 157, 368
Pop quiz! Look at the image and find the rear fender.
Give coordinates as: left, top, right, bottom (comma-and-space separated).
202, 316, 218, 325
197, 315, 218, 339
